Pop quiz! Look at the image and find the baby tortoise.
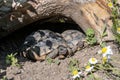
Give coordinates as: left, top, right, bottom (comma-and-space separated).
61, 30, 85, 53
20, 30, 72, 61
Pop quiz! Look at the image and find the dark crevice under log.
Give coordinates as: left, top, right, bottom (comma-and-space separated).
0, 21, 82, 56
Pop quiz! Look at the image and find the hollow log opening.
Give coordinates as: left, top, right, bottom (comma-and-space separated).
0, 16, 84, 57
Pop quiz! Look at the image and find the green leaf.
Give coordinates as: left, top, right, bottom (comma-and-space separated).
54, 59, 60, 65
59, 18, 65, 23
5, 53, 19, 66
100, 42, 106, 48
86, 28, 95, 37
46, 57, 54, 64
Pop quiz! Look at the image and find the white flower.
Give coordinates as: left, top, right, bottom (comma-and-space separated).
102, 46, 113, 54
102, 46, 113, 57
85, 65, 94, 72
99, 46, 113, 64
72, 70, 82, 79
89, 58, 98, 65
97, 46, 113, 57
108, 2, 113, 8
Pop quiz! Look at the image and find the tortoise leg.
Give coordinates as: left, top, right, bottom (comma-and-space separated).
47, 49, 59, 59
77, 40, 84, 51
67, 47, 73, 57
27, 49, 46, 61
71, 46, 78, 53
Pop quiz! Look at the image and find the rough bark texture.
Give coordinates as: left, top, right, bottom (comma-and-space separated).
0, 0, 114, 42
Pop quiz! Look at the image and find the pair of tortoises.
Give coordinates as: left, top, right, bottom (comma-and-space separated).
20, 30, 85, 61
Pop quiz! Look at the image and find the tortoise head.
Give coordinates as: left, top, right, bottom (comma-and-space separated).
58, 45, 68, 58
77, 40, 84, 50
21, 46, 44, 61
20, 47, 31, 58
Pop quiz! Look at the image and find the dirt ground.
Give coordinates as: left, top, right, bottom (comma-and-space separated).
0, 42, 120, 80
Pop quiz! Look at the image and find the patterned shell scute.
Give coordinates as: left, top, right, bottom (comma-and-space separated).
61, 30, 85, 52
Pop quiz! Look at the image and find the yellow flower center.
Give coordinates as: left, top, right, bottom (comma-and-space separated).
117, 27, 120, 32
91, 58, 96, 62
102, 47, 107, 53
72, 70, 78, 76
117, 28, 120, 31
102, 56, 107, 64
108, 2, 113, 8
86, 65, 91, 69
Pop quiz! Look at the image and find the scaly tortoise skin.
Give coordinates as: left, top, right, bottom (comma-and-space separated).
20, 30, 72, 61
61, 30, 85, 53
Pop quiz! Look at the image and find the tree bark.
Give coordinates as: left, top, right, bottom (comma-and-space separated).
0, 0, 114, 42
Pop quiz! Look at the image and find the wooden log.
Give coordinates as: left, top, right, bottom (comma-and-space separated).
0, 0, 114, 42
